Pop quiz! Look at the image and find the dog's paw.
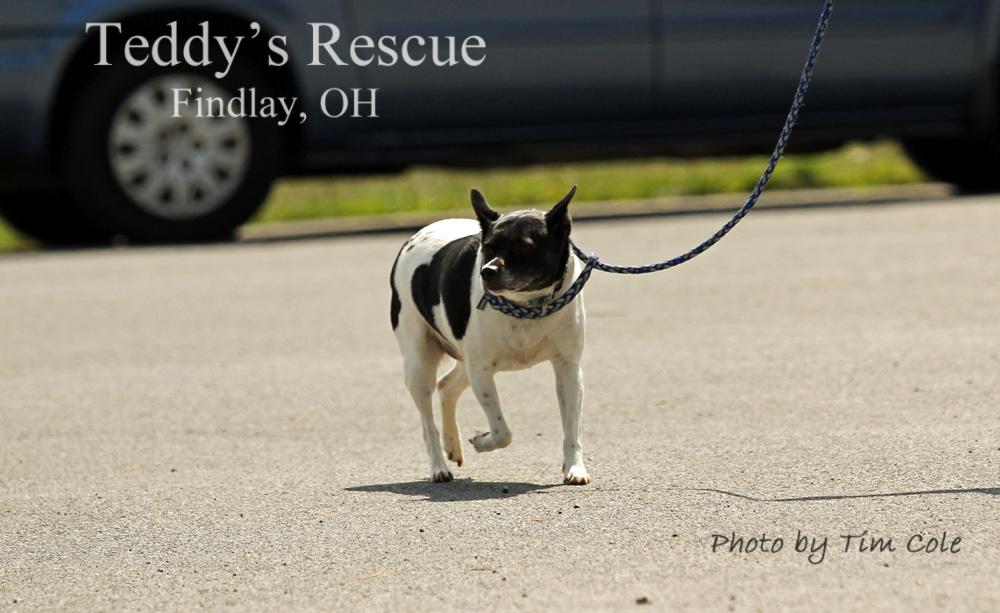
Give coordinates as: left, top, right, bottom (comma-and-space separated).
442, 434, 464, 467
431, 469, 454, 483
429, 456, 453, 483
563, 464, 591, 485
469, 429, 512, 453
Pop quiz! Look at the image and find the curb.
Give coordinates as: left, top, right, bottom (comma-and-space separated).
239, 183, 953, 243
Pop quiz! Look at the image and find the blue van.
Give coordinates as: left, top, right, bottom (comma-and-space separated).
0, 1, 995, 243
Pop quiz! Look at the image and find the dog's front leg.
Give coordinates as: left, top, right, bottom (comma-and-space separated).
552, 358, 590, 485
465, 365, 512, 452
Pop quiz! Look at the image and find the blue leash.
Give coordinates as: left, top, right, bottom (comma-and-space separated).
478, 0, 835, 320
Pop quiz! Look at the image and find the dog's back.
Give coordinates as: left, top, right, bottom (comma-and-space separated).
390, 218, 480, 360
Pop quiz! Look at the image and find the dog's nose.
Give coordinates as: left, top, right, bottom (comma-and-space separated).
481, 266, 500, 282
481, 257, 504, 284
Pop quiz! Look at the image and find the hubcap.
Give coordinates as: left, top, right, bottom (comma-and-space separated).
108, 74, 251, 220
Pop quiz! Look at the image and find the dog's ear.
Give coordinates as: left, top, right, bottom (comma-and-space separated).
470, 189, 500, 234
545, 185, 576, 236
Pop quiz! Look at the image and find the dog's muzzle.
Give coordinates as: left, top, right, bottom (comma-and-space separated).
480, 257, 504, 289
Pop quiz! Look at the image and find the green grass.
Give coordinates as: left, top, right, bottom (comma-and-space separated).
0, 220, 33, 252
0, 140, 925, 251
256, 140, 925, 223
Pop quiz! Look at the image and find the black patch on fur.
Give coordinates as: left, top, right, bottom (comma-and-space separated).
389, 246, 403, 330
481, 212, 571, 292
411, 235, 479, 340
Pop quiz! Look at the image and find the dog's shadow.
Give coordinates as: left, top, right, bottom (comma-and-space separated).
346, 481, 1000, 504
345, 479, 566, 502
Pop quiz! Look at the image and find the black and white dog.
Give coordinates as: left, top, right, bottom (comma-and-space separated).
390, 186, 590, 485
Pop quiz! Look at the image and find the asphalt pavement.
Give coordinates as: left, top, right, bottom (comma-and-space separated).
1, 194, 998, 611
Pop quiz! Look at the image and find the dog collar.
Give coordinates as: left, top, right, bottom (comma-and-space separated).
522, 272, 567, 309
479, 248, 573, 312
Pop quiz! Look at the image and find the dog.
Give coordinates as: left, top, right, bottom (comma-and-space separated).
390, 185, 590, 485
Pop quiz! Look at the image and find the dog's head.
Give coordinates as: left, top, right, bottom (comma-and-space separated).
470, 185, 576, 295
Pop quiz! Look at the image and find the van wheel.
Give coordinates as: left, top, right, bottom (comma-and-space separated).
60, 62, 283, 243
902, 137, 1000, 193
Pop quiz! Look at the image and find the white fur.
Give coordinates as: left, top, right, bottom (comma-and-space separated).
392, 218, 590, 484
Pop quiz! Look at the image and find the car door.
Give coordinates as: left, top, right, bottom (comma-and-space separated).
345, 1, 654, 133
654, 1, 982, 123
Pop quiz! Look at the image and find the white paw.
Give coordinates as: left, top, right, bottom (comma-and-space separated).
442, 432, 464, 467
563, 464, 591, 485
429, 457, 453, 483
430, 467, 453, 483
469, 429, 512, 453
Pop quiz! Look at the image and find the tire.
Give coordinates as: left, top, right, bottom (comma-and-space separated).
902, 136, 1000, 193
0, 188, 109, 246
59, 60, 283, 243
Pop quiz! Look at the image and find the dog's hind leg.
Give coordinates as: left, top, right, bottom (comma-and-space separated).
402, 338, 452, 483
437, 362, 469, 466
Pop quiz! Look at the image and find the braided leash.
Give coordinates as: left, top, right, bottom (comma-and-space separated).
478, 0, 835, 320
